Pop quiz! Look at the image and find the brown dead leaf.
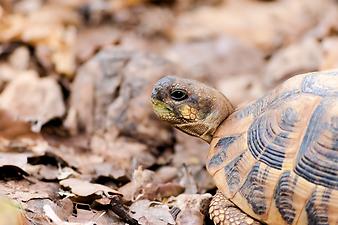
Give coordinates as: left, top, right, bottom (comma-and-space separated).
90, 162, 128, 183
68, 208, 124, 225
168, 193, 211, 213
0, 73, 65, 132
176, 209, 204, 225
0, 179, 59, 204
26, 198, 73, 225
129, 200, 175, 225
0, 149, 77, 181
168, 193, 211, 225
119, 167, 155, 201
0, 109, 39, 141
60, 178, 122, 200
143, 182, 185, 201
32, 166, 65, 181
0, 4, 79, 77
90, 136, 156, 172
43, 204, 95, 225
27, 151, 71, 168
120, 167, 184, 201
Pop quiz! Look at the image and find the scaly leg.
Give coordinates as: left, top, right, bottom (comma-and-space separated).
209, 190, 261, 225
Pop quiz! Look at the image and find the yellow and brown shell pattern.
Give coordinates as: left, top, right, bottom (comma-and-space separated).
207, 71, 338, 225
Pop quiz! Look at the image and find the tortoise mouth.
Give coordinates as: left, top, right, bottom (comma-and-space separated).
151, 98, 185, 124
151, 98, 173, 112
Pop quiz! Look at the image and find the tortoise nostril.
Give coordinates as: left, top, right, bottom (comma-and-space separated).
151, 86, 161, 100
151, 88, 157, 99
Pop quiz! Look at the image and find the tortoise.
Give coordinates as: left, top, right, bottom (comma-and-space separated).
151, 71, 338, 225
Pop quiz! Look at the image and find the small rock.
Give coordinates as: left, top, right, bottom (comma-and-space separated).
70, 47, 178, 147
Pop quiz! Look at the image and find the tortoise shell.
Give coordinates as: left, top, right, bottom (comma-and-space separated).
207, 71, 338, 225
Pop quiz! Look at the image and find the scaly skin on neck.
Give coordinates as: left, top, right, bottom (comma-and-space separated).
151, 76, 234, 143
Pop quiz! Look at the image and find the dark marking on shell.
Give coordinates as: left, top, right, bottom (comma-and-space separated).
224, 152, 245, 194
295, 99, 338, 189
305, 189, 331, 225
247, 108, 298, 170
236, 90, 300, 119
239, 163, 268, 215
302, 72, 338, 97
274, 171, 297, 224
330, 116, 338, 152
208, 135, 239, 168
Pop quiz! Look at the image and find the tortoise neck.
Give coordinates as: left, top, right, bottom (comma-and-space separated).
201, 93, 234, 143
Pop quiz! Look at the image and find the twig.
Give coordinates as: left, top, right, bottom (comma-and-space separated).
110, 195, 140, 225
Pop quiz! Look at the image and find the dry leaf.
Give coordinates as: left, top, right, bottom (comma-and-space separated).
0, 180, 59, 203
0, 73, 65, 132
26, 198, 73, 225
119, 167, 155, 201
168, 193, 211, 225
60, 178, 122, 198
176, 210, 204, 225
44, 204, 96, 225
130, 200, 175, 225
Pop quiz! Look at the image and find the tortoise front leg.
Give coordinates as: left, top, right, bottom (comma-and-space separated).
209, 190, 261, 225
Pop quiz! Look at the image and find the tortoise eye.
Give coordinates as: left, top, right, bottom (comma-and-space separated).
170, 89, 188, 101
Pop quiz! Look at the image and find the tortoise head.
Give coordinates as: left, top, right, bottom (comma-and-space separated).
151, 76, 234, 143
